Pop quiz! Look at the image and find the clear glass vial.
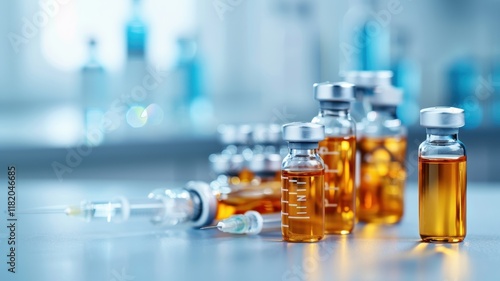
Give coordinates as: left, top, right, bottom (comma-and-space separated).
311, 82, 356, 234
418, 107, 467, 243
358, 85, 407, 224
281, 122, 325, 242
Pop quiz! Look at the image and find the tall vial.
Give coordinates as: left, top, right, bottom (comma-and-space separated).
311, 82, 356, 234
419, 107, 467, 243
358, 86, 407, 224
281, 123, 325, 242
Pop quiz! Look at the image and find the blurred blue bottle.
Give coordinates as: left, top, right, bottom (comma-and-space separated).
354, 0, 391, 71
391, 29, 420, 126
174, 37, 213, 132
81, 38, 108, 146
126, 0, 147, 58
447, 57, 482, 129
491, 61, 500, 126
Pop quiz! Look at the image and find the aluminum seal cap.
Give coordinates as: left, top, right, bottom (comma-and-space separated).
282, 122, 325, 142
420, 107, 465, 128
371, 85, 403, 106
313, 81, 355, 102
343, 70, 393, 88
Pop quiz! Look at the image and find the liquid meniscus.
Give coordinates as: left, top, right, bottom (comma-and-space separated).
281, 170, 324, 242
318, 136, 356, 234
419, 155, 467, 243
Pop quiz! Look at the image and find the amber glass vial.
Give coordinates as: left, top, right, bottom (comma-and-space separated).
281, 170, 325, 242
311, 81, 356, 234
418, 107, 466, 243
318, 136, 356, 234
357, 86, 407, 224
214, 181, 281, 220
281, 122, 325, 242
419, 156, 467, 242
358, 136, 407, 223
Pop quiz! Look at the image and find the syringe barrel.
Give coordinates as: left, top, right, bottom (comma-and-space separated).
76, 182, 217, 228
148, 181, 217, 228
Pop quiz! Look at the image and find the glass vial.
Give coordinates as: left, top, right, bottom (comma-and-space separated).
311, 82, 356, 234
281, 122, 325, 242
418, 107, 467, 243
358, 86, 407, 224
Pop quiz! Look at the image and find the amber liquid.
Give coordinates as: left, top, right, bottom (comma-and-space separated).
419, 156, 467, 243
358, 137, 407, 224
215, 181, 281, 220
318, 136, 356, 234
281, 170, 324, 242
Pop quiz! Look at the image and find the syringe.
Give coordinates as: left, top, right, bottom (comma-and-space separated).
202, 211, 281, 235
24, 181, 217, 228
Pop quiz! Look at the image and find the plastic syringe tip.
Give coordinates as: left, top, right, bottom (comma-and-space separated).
216, 218, 244, 234
215, 211, 264, 235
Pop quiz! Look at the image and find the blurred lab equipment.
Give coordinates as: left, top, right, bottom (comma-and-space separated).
126, 0, 147, 58
311, 82, 356, 234
81, 38, 108, 146
341, 0, 390, 70
209, 124, 283, 220
202, 211, 281, 235
358, 85, 407, 224
281, 122, 325, 243
447, 57, 481, 129
391, 28, 421, 126
419, 107, 467, 243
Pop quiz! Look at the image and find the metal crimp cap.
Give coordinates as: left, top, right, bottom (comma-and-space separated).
343, 70, 393, 88
420, 107, 465, 128
313, 81, 355, 102
282, 122, 325, 143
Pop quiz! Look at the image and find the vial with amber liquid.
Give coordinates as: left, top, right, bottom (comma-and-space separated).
419, 107, 466, 243
281, 123, 325, 242
311, 82, 356, 234
358, 85, 407, 224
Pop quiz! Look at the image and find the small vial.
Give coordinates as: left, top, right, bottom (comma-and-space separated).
211, 180, 281, 220
343, 71, 393, 125
358, 85, 407, 224
419, 107, 467, 243
311, 82, 356, 234
216, 124, 254, 184
281, 122, 325, 242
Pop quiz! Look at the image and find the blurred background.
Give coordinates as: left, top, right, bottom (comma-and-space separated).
0, 0, 499, 183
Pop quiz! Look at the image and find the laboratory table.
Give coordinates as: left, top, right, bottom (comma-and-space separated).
1, 180, 499, 281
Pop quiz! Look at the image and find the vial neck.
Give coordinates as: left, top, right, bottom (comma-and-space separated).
371, 105, 398, 118
319, 108, 349, 117
288, 142, 319, 155
426, 128, 459, 143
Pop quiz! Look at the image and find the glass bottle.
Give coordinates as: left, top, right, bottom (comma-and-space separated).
311, 82, 356, 234
281, 122, 325, 242
418, 107, 466, 243
358, 85, 407, 224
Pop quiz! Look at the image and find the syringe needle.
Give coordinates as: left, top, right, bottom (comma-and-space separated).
17, 205, 69, 215
199, 225, 218, 230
